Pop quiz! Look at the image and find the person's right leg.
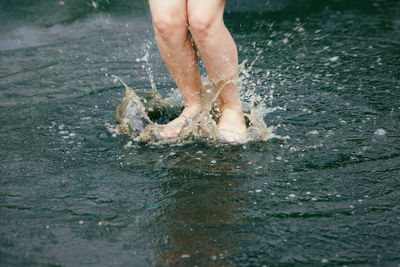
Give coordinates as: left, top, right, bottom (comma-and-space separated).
149, 0, 202, 138
187, 0, 247, 142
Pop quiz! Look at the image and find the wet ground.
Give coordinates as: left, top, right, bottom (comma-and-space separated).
1, 0, 400, 265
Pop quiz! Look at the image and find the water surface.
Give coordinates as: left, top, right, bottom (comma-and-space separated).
1, 0, 400, 265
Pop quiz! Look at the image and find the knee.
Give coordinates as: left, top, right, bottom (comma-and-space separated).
188, 15, 219, 43
152, 15, 187, 40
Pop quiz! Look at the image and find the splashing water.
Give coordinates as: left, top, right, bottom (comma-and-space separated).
110, 53, 283, 145
2, 0, 400, 265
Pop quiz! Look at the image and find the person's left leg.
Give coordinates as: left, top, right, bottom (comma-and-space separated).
187, 0, 247, 141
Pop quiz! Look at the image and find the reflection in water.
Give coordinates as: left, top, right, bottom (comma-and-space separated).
154, 148, 252, 266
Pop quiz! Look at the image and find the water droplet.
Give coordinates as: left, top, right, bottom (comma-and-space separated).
91, 1, 98, 9
374, 128, 386, 136
329, 56, 339, 62
305, 130, 319, 136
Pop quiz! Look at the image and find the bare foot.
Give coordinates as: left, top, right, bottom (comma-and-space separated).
217, 108, 248, 143
159, 103, 201, 138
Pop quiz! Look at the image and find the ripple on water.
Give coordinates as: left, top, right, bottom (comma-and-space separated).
1, 0, 400, 266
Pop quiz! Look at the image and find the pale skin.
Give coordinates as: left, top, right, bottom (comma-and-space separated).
149, 0, 247, 141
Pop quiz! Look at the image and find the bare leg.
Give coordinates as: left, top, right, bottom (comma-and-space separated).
149, 0, 202, 138
187, 0, 247, 141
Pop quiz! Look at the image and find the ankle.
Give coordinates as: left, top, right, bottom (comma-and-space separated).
179, 103, 201, 119
219, 99, 243, 112
185, 102, 201, 109
220, 104, 243, 113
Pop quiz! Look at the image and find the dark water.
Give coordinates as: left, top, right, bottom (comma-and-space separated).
1, 0, 400, 265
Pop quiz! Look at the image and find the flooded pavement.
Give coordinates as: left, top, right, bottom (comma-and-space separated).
0, 0, 399, 265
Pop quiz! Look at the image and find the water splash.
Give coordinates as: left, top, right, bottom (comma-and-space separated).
109, 38, 286, 144
135, 40, 158, 92
110, 73, 281, 144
